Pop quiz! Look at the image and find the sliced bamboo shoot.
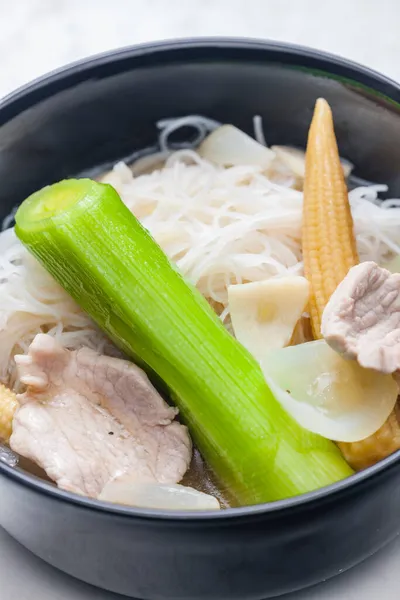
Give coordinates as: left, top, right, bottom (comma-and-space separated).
228, 277, 309, 362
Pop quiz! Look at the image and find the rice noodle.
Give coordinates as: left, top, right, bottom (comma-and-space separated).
1, 115, 400, 388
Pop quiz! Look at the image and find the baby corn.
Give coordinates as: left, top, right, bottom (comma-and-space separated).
302, 98, 359, 339
0, 383, 18, 443
303, 98, 400, 470
338, 405, 400, 470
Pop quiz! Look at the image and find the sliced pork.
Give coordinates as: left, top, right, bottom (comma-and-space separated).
10, 334, 191, 497
322, 261, 400, 373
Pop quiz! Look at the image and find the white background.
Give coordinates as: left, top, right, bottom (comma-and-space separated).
1, 0, 400, 100
1, 0, 400, 598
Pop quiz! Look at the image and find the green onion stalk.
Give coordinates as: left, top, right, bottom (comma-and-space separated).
14, 179, 353, 505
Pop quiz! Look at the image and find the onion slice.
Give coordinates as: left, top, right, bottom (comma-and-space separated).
198, 125, 275, 168
261, 340, 398, 442
99, 480, 221, 511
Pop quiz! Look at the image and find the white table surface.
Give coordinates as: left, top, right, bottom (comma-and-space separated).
1, 0, 400, 598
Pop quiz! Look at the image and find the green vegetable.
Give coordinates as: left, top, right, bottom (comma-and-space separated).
15, 179, 353, 505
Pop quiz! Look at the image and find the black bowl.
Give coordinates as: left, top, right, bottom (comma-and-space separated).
1, 38, 400, 600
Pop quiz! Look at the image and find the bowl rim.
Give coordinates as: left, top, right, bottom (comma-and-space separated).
1, 36, 400, 522
2, 36, 400, 118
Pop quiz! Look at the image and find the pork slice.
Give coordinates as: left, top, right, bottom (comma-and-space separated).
10, 334, 191, 497
321, 261, 400, 373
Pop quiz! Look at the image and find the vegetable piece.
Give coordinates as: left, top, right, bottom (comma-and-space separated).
99, 480, 221, 510
15, 178, 353, 505
271, 145, 353, 180
228, 276, 310, 363
0, 383, 18, 443
337, 404, 400, 470
339, 406, 400, 470
198, 125, 275, 168
261, 340, 398, 443
302, 98, 359, 339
